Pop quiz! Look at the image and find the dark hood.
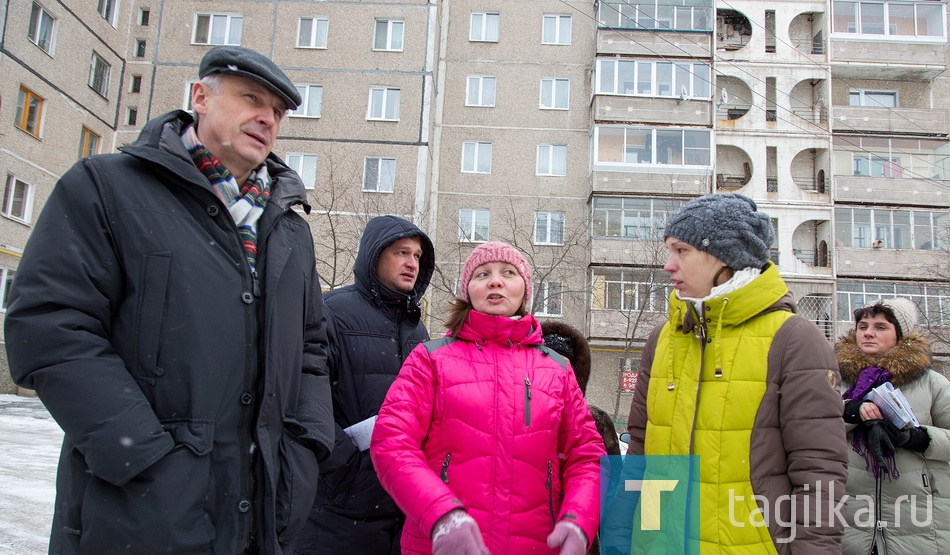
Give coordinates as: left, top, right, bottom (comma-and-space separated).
354, 215, 434, 309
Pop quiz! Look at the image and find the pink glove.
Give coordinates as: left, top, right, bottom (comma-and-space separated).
431, 509, 489, 555
546, 520, 588, 555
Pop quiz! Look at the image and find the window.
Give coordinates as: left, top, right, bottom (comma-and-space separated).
537, 144, 568, 176
832, 1, 946, 38
837, 282, 950, 325
848, 90, 897, 108
540, 78, 569, 110
291, 85, 323, 118
139, 8, 150, 26
535, 281, 563, 316
193, 14, 243, 45
363, 157, 396, 193
373, 19, 404, 51
298, 17, 329, 48
461, 141, 492, 173
534, 211, 565, 245
130, 75, 142, 93
596, 59, 710, 99
79, 126, 100, 159
458, 209, 490, 242
89, 52, 111, 97
0, 267, 16, 311
367, 87, 400, 121
127, 107, 138, 126
591, 268, 672, 312
470, 12, 500, 42
594, 125, 712, 167
182, 81, 197, 111
135, 39, 146, 57
28, 3, 55, 54
286, 153, 317, 190
835, 207, 948, 250
592, 196, 685, 240
15, 86, 44, 137
599, 1, 712, 32
466, 75, 496, 107
542, 14, 571, 45
97, 0, 117, 26
3, 175, 33, 223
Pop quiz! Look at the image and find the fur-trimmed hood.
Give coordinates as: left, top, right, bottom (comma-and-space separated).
835, 331, 932, 388
541, 320, 591, 395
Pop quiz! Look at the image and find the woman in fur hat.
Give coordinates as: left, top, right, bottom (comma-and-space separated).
370, 242, 604, 555
838, 298, 950, 554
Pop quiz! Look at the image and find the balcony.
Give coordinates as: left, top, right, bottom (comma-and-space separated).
836, 246, 945, 279
831, 106, 949, 137
830, 39, 945, 80
835, 176, 950, 208
597, 29, 712, 58
593, 95, 712, 126
592, 169, 711, 195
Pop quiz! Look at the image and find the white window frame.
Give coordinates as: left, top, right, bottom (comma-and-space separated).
461, 141, 492, 174
192, 13, 243, 46
182, 81, 197, 111
367, 87, 400, 121
534, 211, 565, 245
470, 12, 500, 42
297, 16, 329, 49
458, 208, 490, 243
540, 78, 570, 110
89, 52, 111, 97
286, 153, 317, 190
97, 0, 118, 26
28, 2, 56, 54
3, 174, 34, 223
466, 75, 496, 107
292, 85, 324, 118
0, 267, 16, 311
542, 14, 572, 45
534, 280, 564, 316
373, 19, 404, 51
363, 157, 396, 193
536, 144, 568, 176
848, 89, 898, 108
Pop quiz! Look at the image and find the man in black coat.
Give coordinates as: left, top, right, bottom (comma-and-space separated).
5, 46, 334, 554
295, 215, 435, 555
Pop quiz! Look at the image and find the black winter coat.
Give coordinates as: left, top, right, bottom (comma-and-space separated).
297, 215, 433, 554
5, 111, 334, 555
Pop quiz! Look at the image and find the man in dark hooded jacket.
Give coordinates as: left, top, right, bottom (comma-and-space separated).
5, 46, 334, 554
295, 215, 435, 555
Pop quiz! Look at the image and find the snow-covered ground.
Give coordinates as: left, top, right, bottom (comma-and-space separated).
0, 394, 60, 555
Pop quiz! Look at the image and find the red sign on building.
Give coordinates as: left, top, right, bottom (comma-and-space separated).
620, 370, 639, 392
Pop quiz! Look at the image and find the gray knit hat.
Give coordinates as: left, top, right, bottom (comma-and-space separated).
663, 193, 774, 270
859, 298, 919, 338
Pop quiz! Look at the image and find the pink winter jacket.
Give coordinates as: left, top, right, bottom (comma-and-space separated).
370, 310, 604, 554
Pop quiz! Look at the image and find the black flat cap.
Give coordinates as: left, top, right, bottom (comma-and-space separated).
198, 46, 301, 111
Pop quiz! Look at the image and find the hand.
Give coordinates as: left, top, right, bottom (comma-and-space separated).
859, 401, 883, 421
546, 521, 587, 555
431, 509, 488, 555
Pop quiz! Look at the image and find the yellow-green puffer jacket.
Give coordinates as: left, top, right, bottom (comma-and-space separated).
627, 264, 848, 554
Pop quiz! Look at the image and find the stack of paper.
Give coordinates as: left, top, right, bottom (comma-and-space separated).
865, 382, 920, 430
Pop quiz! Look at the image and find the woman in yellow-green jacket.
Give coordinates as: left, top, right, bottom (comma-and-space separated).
625, 193, 849, 554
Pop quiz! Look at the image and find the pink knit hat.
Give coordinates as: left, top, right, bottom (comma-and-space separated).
459, 242, 533, 305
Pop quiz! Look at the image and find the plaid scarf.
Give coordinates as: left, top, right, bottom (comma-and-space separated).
181, 125, 270, 271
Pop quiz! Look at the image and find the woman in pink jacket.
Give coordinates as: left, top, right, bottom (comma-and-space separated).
370, 242, 605, 555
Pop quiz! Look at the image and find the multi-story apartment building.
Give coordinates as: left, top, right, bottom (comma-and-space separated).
2, 1, 949, 428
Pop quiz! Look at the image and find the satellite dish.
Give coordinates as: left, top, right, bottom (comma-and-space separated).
720, 88, 729, 105
680, 85, 688, 100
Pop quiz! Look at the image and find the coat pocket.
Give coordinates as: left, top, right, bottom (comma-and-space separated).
276, 425, 320, 542
133, 252, 171, 382
80, 421, 215, 553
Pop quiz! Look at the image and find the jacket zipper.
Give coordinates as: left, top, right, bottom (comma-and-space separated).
440, 453, 452, 483
524, 377, 532, 426
546, 460, 555, 526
